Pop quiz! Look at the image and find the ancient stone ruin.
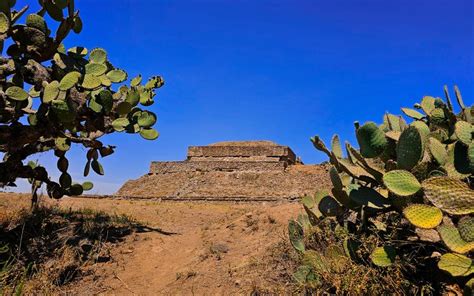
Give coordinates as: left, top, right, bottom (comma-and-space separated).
117, 141, 330, 201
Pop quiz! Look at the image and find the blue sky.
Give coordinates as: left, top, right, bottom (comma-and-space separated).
9, 0, 474, 194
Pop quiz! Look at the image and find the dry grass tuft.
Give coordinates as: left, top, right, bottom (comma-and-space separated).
0, 205, 140, 294
288, 218, 440, 295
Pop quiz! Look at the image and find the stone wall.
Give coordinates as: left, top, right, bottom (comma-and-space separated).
117, 141, 330, 201
149, 161, 286, 174
187, 145, 296, 164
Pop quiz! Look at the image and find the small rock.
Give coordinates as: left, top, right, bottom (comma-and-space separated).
211, 243, 229, 254
416, 228, 440, 243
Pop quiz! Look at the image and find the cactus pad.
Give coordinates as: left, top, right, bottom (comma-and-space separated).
43, 81, 60, 103
437, 224, 474, 254
68, 184, 84, 196
82, 181, 94, 191
329, 166, 343, 190
89, 48, 107, 64
410, 121, 430, 137
26, 14, 48, 34
349, 186, 391, 209
458, 217, 474, 242
422, 177, 474, 215
401, 108, 424, 120
85, 63, 108, 76
0, 12, 9, 34
331, 134, 343, 158
469, 143, 474, 173
139, 128, 159, 140
403, 204, 442, 229
383, 170, 421, 196
455, 121, 472, 145
81, 74, 101, 89
397, 126, 425, 170
356, 122, 387, 158
438, 253, 473, 277
370, 246, 396, 267
6, 86, 29, 101
107, 69, 128, 83
112, 118, 129, 132
318, 194, 343, 217
288, 220, 305, 252
303, 250, 329, 273
59, 71, 81, 91
428, 137, 447, 165
421, 96, 435, 114
302, 195, 321, 222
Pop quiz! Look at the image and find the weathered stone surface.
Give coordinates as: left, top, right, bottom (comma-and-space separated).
150, 161, 286, 174
117, 141, 330, 200
187, 140, 296, 164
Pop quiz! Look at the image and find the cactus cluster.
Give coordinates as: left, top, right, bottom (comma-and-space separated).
0, 1, 163, 202
289, 86, 473, 293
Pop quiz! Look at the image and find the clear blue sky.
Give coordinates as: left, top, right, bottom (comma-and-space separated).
11, 0, 474, 194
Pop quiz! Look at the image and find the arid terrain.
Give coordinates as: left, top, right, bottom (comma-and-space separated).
0, 193, 302, 295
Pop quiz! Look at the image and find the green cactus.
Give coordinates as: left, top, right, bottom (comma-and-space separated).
85, 63, 108, 76
437, 225, 474, 254
0, 1, 164, 202
137, 111, 157, 128
6, 86, 29, 101
348, 186, 391, 209
0, 12, 9, 34
294, 86, 473, 291
422, 177, 474, 215
302, 193, 323, 222
383, 170, 421, 196
458, 217, 474, 242
318, 194, 343, 217
331, 134, 343, 159
293, 265, 320, 288
43, 81, 60, 103
370, 246, 396, 267
403, 204, 443, 229
139, 128, 159, 140
89, 48, 108, 64
288, 220, 305, 252
428, 137, 448, 165
107, 69, 128, 83
455, 121, 472, 145
59, 71, 81, 91
303, 249, 330, 273
356, 122, 387, 158
397, 126, 425, 170
401, 107, 424, 120
438, 253, 473, 277
26, 14, 47, 34
82, 181, 94, 191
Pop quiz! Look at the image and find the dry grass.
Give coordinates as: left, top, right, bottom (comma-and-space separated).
287, 217, 448, 295
0, 204, 141, 294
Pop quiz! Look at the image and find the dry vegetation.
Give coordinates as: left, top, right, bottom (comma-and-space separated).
0, 195, 145, 295
1, 192, 466, 295
0, 193, 303, 294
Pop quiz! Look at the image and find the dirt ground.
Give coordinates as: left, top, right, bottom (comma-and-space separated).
0, 193, 302, 295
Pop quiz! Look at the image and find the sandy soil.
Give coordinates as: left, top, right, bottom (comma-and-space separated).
0, 193, 301, 295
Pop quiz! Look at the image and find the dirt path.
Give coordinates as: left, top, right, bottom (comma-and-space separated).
1, 194, 301, 295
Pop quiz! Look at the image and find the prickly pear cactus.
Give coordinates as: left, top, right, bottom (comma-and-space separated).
0, 1, 164, 201
292, 86, 473, 292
